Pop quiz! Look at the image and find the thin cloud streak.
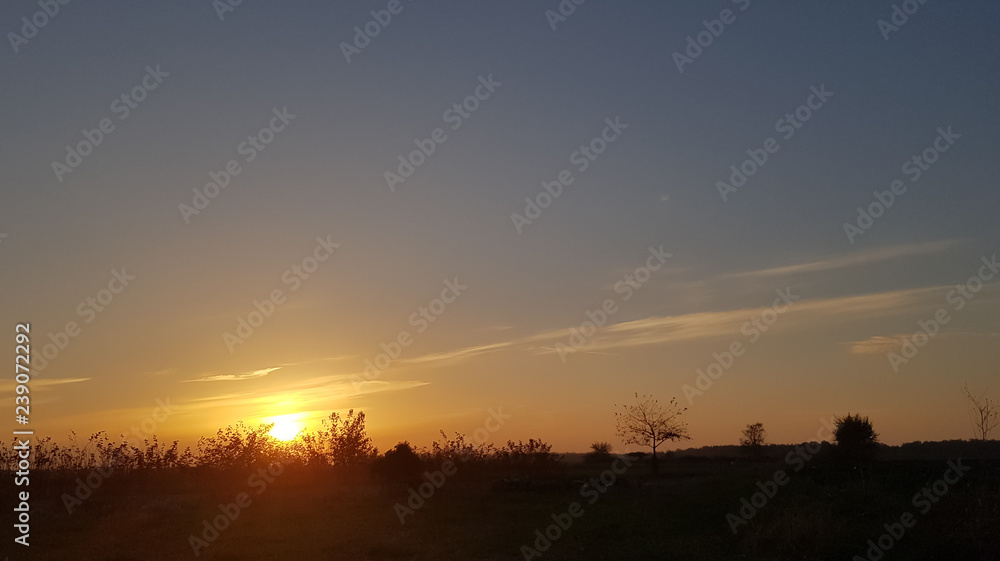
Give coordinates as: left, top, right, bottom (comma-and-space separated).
179, 379, 429, 413
183, 367, 283, 383
0, 377, 92, 395
401, 285, 948, 365
725, 240, 961, 280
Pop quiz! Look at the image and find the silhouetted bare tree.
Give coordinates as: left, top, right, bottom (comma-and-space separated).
739, 422, 767, 448
963, 383, 999, 441
615, 393, 690, 474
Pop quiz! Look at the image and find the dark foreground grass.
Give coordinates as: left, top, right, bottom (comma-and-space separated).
3, 458, 998, 561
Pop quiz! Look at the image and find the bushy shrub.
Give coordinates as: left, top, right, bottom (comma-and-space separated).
196, 422, 279, 470
297, 410, 378, 469
372, 441, 424, 485
496, 438, 562, 478
585, 441, 613, 463
429, 430, 496, 465
833, 413, 879, 461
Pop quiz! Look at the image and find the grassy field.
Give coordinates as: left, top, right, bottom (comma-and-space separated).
4, 456, 998, 561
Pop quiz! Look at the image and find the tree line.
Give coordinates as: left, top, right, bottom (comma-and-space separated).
0, 410, 561, 480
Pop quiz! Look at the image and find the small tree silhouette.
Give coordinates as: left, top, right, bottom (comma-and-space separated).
739, 423, 767, 459
739, 422, 766, 448
833, 413, 879, 461
963, 383, 999, 441
615, 393, 690, 474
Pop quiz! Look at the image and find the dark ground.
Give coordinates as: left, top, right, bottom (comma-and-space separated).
2, 454, 998, 561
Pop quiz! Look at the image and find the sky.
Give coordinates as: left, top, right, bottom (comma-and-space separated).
1, 0, 999, 453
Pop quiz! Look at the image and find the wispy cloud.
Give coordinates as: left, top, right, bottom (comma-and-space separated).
726, 240, 960, 280
177, 378, 428, 414
183, 367, 282, 383
399, 286, 943, 365
35, 377, 92, 387
848, 329, 999, 355
350, 380, 429, 394
535, 286, 943, 355
847, 335, 910, 355
402, 341, 518, 365
0, 377, 91, 395
189, 392, 257, 402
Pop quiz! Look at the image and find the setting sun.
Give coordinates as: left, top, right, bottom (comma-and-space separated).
267, 414, 305, 441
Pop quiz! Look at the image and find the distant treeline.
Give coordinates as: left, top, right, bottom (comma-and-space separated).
0, 411, 563, 481
4, 408, 996, 478
666, 439, 1000, 461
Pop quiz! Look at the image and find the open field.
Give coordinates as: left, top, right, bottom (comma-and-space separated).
4, 454, 998, 561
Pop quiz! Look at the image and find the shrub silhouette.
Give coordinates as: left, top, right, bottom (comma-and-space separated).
833, 413, 879, 461
1, 431, 194, 474
585, 441, 613, 463
298, 409, 378, 468
197, 421, 279, 470
372, 441, 424, 485
495, 438, 561, 478
429, 430, 496, 466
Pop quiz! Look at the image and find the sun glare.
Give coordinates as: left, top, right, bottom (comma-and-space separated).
267, 413, 305, 441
